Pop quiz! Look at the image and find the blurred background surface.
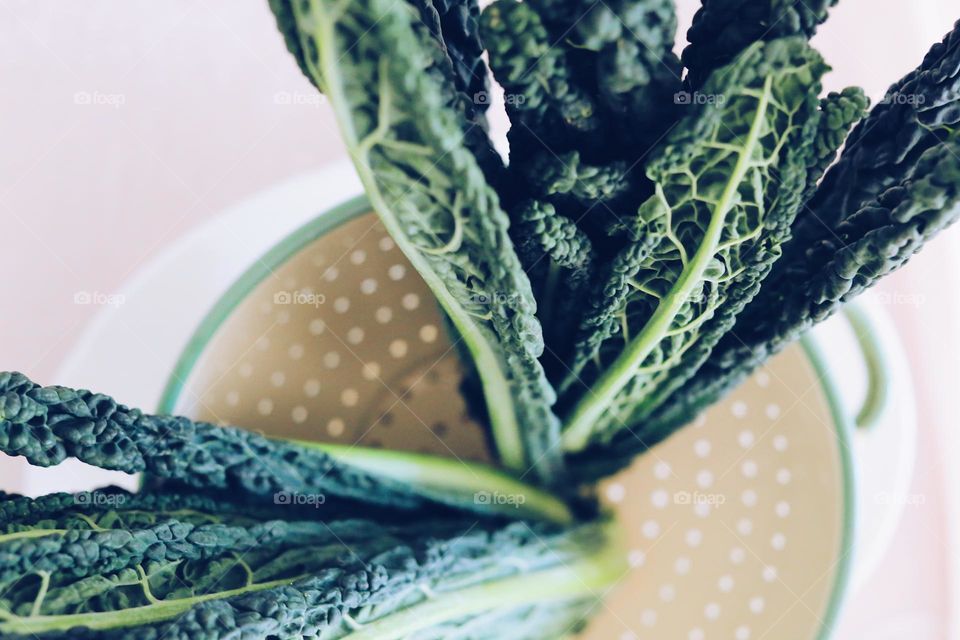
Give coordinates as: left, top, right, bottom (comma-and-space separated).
1, 1, 958, 637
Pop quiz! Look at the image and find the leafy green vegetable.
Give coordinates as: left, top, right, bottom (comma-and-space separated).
0, 495, 377, 587
413, 0, 488, 107
607, 20, 960, 456
0, 373, 572, 522
410, 0, 505, 185
682, 0, 839, 88
559, 37, 827, 451
791, 19, 960, 248
802, 87, 870, 201
273, 0, 566, 482
0, 491, 622, 639
578, 129, 960, 477
512, 200, 595, 360
527, 0, 682, 148
481, 0, 601, 154
524, 151, 632, 207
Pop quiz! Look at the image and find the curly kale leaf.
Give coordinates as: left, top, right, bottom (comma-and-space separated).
0, 504, 380, 588
587, 130, 960, 476
791, 19, 960, 249
527, 0, 682, 150
802, 87, 870, 201
512, 200, 595, 362
0, 487, 360, 529
0, 514, 622, 640
0, 373, 571, 521
411, 0, 505, 185
412, 0, 488, 106
559, 38, 827, 451
568, 19, 960, 478
683, 0, 838, 88
524, 151, 632, 206
481, 0, 601, 157
277, 0, 565, 483
271, 0, 503, 185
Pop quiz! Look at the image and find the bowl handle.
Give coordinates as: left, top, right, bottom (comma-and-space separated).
844, 302, 891, 430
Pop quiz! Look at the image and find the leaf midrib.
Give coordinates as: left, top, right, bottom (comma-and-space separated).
296, 1, 527, 471
562, 77, 774, 451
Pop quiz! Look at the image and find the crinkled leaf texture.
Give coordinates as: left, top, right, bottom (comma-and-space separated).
0, 490, 621, 639
561, 38, 827, 451
278, 0, 565, 482
682, 0, 838, 88
611, 21, 960, 462
0, 373, 571, 522
633, 129, 960, 453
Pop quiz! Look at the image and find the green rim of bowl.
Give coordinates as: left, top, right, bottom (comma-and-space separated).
158, 194, 370, 411
158, 193, 857, 638
799, 333, 856, 640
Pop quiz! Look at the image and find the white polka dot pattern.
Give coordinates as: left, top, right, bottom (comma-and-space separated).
171, 211, 848, 639
174, 213, 490, 459
585, 341, 847, 639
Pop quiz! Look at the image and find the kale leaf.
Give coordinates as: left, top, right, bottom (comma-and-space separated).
559, 38, 827, 451
802, 87, 870, 202
0, 373, 572, 522
0, 494, 621, 639
683, 0, 839, 88
584, 129, 960, 477
526, 0, 682, 150
792, 19, 960, 249
270, 0, 565, 483
620, 20, 960, 453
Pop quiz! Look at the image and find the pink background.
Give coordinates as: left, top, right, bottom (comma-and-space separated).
2, 1, 959, 637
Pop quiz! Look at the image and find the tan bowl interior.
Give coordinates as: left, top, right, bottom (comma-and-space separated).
170, 210, 850, 640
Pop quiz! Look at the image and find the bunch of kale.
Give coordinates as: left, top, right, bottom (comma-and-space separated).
271, 0, 960, 480
2, 1, 960, 637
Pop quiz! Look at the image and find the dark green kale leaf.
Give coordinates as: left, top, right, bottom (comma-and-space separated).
559, 38, 827, 451
512, 200, 595, 361
412, 0, 488, 106
0, 512, 622, 640
683, 0, 839, 88
0, 373, 572, 522
802, 87, 870, 201
587, 129, 960, 477
791, 19, 960, 248
270, 0, 566, 483
637, 20, 960, 440
481, 0, 601, 158
526, 0, 682, 151
524, 151, 632, 207
0, 504, 377, 587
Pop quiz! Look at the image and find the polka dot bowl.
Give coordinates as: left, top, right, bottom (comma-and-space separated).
160, 196, 856, 640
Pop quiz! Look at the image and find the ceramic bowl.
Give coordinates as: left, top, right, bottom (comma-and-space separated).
159, 196, 868, 639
